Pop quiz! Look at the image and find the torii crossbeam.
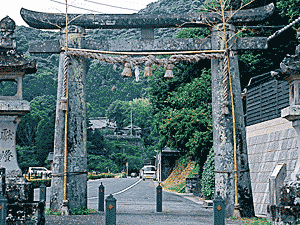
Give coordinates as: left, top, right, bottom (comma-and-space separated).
21, 3, 274, 217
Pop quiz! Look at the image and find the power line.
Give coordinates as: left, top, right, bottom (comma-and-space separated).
49, 0, 105, 14
84, 0, 139, 11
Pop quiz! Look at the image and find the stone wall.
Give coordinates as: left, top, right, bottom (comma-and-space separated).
246, 117, 298, 216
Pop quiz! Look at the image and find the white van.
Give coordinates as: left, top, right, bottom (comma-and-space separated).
28, 167, 52, 176
140, 165, 156, 181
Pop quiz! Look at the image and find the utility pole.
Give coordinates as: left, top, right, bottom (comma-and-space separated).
131, 109, 133, 136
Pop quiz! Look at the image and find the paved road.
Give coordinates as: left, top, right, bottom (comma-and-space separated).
37, 178, 244, 225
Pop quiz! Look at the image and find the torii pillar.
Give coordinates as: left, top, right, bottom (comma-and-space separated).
50, 25, 87, 212
212, 23, 254, 217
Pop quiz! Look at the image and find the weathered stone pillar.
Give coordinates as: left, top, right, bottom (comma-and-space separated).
50, 25, 87, 212
211, 23, 255, 218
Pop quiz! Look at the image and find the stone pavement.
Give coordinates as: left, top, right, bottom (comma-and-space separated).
43, 178, 245, 225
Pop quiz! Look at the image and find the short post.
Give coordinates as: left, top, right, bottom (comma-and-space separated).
213, 191, 225, 225
156, 183, 162, 212
38, 201, 45, 225
105, 194, 116, 225
98, 182, 105, 211
0, 168, 5, 196
0, 193, 7, 225
40, 184, 46, 203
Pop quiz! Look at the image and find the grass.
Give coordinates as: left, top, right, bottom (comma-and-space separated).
229, 217, 273, 225
161, 156, 197, 193
45, 207, 97, 216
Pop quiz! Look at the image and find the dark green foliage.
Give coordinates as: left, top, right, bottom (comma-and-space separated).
28, 179, 51, 188
201, 148, 215, 200
87, 60, 148, 118
127, 155, 144, 173
277, 0, 300, 23
87, 155, 118, 173
148, 60, 212, 171
174, 28, 209, 39
69, 206, 92, 215
105, 100, 130, 131
109, 153, 127, 172
16, 146, 39, 174
16, 95, 56, 168
87, 129, 106, 155
0, 81, 18, 96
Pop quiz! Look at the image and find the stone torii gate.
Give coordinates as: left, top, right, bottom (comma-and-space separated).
21, 2, 274, 217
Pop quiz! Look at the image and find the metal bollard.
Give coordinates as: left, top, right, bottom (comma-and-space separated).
98, 182, 105, 211
156, 183, 162, 212
40, 184, 46, 203
213, 191, 225, 225
105, 194, 116, 225
0, 193, 7, 225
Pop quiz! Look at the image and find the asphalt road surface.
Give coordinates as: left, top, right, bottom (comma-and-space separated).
36, 178, 244, 225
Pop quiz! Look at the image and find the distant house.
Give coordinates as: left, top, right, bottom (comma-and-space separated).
155, 147, 184, 182
89, 117, 117, 133
120, 124, 141, 136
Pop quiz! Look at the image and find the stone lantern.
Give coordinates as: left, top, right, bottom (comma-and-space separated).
0, 16, 36, 201
280, 28, 300, 181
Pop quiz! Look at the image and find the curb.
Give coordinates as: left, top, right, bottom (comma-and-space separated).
153, 181, 205, 206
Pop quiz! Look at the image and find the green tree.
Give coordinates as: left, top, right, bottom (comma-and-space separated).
148, 65, 212, 171
277, 0, 300, 23
106, 100, 130, 131
201, 148, 215, 200
87, 155, 118, 173
87, 129, 106, 156
16, 145, 40, 174
109, 153, 127, 172
16, 95, 56, 166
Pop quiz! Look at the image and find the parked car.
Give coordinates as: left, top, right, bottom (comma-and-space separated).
140, 165, 156, 181
28, 167, 52, 176
130, 172, 137, 178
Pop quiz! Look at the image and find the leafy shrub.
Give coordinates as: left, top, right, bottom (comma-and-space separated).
27, 178, 51, 188
45, 208, 61, 216
45, 207, 96, 216
69, 206, 93, 215
201, 148, 215, 200
87, 172, 115, 180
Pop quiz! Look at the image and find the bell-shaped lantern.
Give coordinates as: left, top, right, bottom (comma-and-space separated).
144, 61, 152, 77
121, 63, 132, 77
164, 64, 174, 79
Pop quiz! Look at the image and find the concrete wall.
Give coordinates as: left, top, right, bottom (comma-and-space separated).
246, 117, 298, 216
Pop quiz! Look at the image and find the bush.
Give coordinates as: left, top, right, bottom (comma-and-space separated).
45, 207, 96, 216
87, 172, 115, 180
69, 206, 94, 215
201, 148, 215, 200
27, 178, 51, 188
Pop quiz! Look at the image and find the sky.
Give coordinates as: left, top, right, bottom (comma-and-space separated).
1, 0, 159, 26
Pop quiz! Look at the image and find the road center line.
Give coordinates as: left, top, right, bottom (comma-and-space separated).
87, 179, 142, 200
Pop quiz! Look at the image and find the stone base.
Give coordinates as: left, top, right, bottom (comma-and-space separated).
268, 181, 300, 224
5, 177, 33, 203
6, 202, 45, 224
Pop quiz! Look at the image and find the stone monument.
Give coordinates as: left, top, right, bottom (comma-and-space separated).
267, 28, 300, 224
0, 16, 45, 224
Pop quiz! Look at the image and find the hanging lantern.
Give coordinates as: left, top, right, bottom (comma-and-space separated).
144, 61, 152, 77
121, 63, 132, 77
164, 64, 175, 79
